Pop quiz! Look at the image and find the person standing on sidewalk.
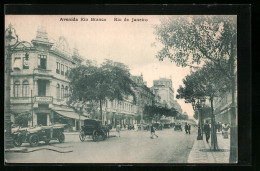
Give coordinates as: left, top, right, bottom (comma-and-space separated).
222, 123, 230, 139
116, 123, 121, 137
187, 124, 191, 134
204, 122, 210, 143
150, 124, 158, 139
185, 123, 188, 134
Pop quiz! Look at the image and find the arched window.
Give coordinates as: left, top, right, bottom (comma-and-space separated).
65, 86, 68, 98
56, 84, 60, 99
61, 85, 64, 100
14, 81, 20, 97
22, 81, 29, 97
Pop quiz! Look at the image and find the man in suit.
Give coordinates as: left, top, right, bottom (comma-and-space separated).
204, 122, 210, 143
187, 124, 191, 134
185, 123, 188, 134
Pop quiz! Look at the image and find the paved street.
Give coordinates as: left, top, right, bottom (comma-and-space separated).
5, 127, 196, 163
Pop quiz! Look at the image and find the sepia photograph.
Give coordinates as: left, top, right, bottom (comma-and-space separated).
4, 14, 238, 164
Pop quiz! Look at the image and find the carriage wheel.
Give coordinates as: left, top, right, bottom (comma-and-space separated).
79, 130, 86, 142
92, 130, 98, 141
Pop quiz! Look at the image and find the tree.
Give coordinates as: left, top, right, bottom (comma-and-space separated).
155, 15, 237, 162
14, 112, 31, 127
143, 105, 177, 123
68, 59, 136, 124
177, 62, 230, 151
176, 113, 188, 120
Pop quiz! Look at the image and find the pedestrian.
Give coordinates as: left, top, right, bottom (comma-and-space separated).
204, 122, 210, 143
187, 124, 191, 134
219, 122, 222, 132
150, 124, 158, 139
222, 123, 229, 139
184, 122, 188, 134
134, 123, 138, 131
116, 123, 121, 137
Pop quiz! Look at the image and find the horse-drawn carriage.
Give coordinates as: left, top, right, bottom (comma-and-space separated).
174, 123, 183, 131
79, 119, 109, 142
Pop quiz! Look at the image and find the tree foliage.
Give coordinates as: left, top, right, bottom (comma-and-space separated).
143, 105, 178, 122
155, 15, 236, 79
15, 112, 31, 127
68, 59, 137, 122
177, 62, 231, 102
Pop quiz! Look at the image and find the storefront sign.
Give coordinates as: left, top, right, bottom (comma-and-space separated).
35, 96, 53, 104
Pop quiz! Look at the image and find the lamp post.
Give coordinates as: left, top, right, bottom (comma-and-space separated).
5, 24, 19, 149
192, 98, 206, 140
31, 89, 33, 127
5, 24, 31, 149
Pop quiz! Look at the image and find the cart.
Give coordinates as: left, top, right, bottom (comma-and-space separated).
79, 119, 109, 142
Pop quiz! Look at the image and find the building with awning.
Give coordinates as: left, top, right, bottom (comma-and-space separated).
51, 105, 89, 131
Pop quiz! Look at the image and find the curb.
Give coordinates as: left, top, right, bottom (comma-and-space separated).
5, 147, 28, 152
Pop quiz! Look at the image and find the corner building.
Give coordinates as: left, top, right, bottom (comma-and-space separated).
10, 27, 88, 130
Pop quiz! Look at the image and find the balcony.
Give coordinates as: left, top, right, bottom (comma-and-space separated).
33, 68, 52, 78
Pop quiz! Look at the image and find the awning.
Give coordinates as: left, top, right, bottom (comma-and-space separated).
52, 107, 88, 120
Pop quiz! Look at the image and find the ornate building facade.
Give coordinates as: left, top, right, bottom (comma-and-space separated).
9, 27, 88, 131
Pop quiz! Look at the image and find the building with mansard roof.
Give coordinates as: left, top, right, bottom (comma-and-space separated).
9, 26, 87, 131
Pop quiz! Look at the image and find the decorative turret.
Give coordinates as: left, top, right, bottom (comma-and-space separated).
35, 26, 49, 42
31, 26, 53, 48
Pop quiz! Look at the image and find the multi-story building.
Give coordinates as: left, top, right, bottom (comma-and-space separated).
151, 77, 174, 108
131, 74, 155, 124
214, 90, 237, 124
9, 27, 88, 131
101, 95, 137, 127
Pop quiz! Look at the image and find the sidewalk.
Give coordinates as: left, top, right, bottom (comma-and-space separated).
188, 132, 230, 163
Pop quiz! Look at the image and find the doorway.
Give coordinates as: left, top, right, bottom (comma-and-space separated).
37, 113, 47, 126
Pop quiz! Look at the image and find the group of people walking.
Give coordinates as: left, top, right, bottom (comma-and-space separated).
203, 121, 230, 143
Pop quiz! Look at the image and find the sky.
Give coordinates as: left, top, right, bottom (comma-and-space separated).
5, 15, 194, 118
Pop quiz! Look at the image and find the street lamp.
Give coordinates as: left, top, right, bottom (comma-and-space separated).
192, 98, 206, 140
5, 24, 18, 149
5, 24, 32, 149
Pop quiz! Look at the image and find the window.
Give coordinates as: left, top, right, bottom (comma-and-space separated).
65, 66, 69, 76
13, 57, 22, 70
14, 81, 20, 97
65, 86, 68, 98
22, 81, 29, 97
56, 84, 60, 99
61, 85, 64, 100
56, 62, 60, 74
38, 55, 47, 69
61, 64, 64, 75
